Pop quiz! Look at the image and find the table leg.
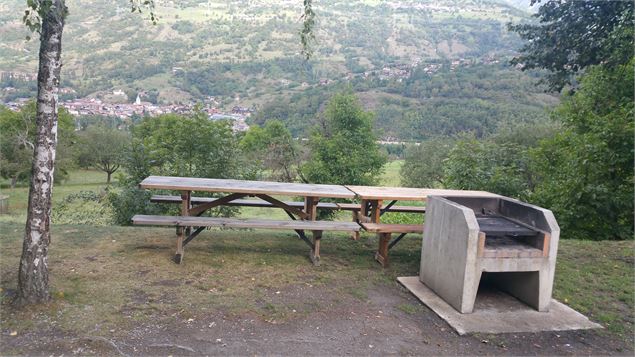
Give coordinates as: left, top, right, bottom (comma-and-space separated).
359, 199, 370, 221
375, 232, 391, 267
304, 197, 320, 265
174, 190, 191, 264
370, 200, 388, 267
310, 230, 322, 266
304, 196, 318, 221
175, 226, 184, 264
351, 211, 360, 240
370, 199, 382, 223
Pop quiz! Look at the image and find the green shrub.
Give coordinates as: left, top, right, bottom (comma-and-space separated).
52, 191, 114, 226
107, 187, 164, 226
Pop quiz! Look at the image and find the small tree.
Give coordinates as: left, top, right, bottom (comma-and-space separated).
110, 111, 252, 225
443, 134, 533, 200
240, 120, 299, 182
400, 138, 455, 188
303, 93, 386, 186
76, 126, 129, 183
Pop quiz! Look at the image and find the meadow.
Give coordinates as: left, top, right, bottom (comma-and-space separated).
0, 162, 633, 354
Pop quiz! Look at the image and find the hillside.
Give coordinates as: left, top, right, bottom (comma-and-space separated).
0, 0, 557, 139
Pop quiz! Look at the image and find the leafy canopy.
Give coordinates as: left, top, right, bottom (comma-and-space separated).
400, 138, 455, 188
530, 61, 634, 240
75, 126, 130, 183
0, 102, 75, 185
303, 92, 386, 186
129, 110, 249, 181
240, 120, 299, 182
509, 0, 634, 91
443, 134, 533, 200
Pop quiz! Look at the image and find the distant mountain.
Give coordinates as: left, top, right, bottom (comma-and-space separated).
0, 0, 556, 140
1, 0, 530, 100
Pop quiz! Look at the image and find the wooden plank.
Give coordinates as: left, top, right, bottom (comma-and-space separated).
477, 232, 486, 257
151, 195, 341, 210
188, 192, 247, 216
346, 185, 499, 201
304, 196, 318, 221
370, 199, 382, 223
255, 194, 308, 219
361, 223, 423, 233
542, 233, 551, 257
140, 176, 356, 199
132, 215, 361, 232
336, 202, 426, 213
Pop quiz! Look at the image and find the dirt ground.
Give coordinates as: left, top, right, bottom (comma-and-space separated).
1, 283, 631, 356
0, 225, 633, 356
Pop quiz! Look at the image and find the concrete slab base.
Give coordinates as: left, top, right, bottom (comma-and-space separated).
397, 276, 602, 336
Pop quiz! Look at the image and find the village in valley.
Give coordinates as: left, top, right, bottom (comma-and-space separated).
0, 54, 505, 133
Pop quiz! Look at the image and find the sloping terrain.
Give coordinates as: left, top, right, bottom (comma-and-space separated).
0, 0, 556, 138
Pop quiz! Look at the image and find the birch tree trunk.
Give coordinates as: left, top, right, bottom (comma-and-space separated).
17, 0, 66, 305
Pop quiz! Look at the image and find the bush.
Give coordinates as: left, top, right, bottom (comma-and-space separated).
52, 191, 114, 226
107, 187, 164, 226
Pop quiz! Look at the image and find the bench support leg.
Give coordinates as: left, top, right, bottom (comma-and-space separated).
375, 232, 391, 267
309, 230, 322, 266
351, 211, 360, 240
175, 226, 185, 264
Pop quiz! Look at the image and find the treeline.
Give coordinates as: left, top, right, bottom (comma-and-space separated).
252, 63, 556, 139
401, 61, 633, 241
0, 92, 388, 224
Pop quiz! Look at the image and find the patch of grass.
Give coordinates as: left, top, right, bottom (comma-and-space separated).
1, 169, 633, 350
380, 160, 403, 186
553, 239, 634, 339
1, 221, 633, 347
0, 169, 113, 223
396, 302, 423, 315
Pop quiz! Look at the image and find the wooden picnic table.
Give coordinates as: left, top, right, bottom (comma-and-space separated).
138, 176, 357, 264
135, 176, 500, 267
345, 185, 499, 222
344, 185, 499, 266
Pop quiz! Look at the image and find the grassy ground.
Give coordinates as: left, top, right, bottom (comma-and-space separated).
1, 164, 633, 353
0, 170, 111, 222
379, 160, 403, 186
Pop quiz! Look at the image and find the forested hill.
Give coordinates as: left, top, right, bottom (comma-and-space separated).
0, 0, 558, 139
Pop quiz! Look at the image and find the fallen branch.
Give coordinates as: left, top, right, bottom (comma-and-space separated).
149, 343, 196, 353
82, 336, 129, 357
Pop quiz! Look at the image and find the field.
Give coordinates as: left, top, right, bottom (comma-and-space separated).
0, 165, 633, 355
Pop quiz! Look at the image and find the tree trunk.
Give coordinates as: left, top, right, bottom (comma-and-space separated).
106, 171, 111, 184
10, 176, 18, 189
17, 0, 66, 305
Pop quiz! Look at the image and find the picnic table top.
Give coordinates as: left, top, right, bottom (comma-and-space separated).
345, 185, 499, 201
139, 176, 356, 199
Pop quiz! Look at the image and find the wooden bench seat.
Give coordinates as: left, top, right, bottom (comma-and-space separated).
360, 223, 422, 233
359, 223, 424, 267
337, 202, 426, 213
132, 214, 359, 265
151, 195, 340, 210
133, 214, 360, 231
